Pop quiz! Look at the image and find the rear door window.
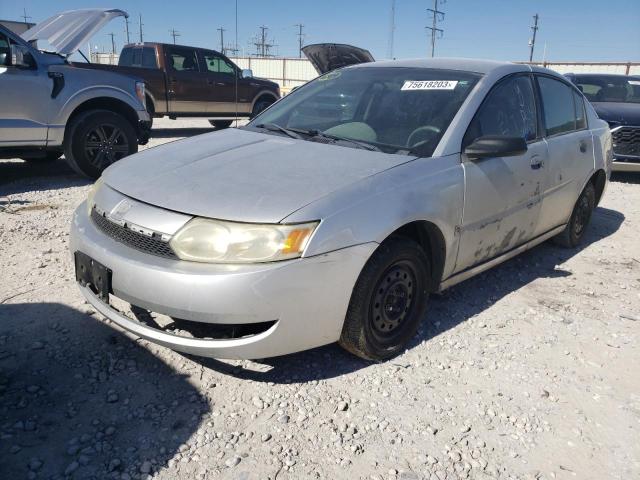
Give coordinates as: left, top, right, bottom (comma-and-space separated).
166, 47, 199, 72
537, 76, 576, 136
464, 74, 537, 147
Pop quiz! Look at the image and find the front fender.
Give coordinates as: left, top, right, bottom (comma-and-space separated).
285, 154, 464, 281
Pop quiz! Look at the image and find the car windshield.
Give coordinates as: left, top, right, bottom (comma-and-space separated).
247, 67, 481, 156
573, 75, 640, 104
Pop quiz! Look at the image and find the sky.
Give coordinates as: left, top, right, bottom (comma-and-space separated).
2, 0, 639, 62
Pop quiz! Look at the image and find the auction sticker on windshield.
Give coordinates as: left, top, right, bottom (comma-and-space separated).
401, 80, 458, 91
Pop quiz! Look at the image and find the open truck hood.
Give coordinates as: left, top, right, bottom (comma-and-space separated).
302, 43, 374, 75
22, 8, 128, 56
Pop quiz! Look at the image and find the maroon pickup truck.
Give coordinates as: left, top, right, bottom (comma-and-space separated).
76, 42, 280, 128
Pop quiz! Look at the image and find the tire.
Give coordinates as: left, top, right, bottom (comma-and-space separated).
251, 97, 275, 118
339, 237, 430, 361
64, 110, 138, 179
553, 181, 596, 248
21, 151, 62, 162
209, 120, 233, 129
146, 96, 155, 129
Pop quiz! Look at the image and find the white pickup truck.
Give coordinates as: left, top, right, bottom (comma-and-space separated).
0, 9, 151, 178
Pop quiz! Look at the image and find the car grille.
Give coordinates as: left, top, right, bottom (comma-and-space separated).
612, 126, 640, 159
91, 208, 177, 259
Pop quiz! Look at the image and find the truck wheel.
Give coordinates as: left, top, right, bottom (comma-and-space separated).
251, 97, 275, 118
209, 120, 233, 129
553, 182, 596, 248
146, 96, 155, 129
339, 237, 430, 361
64, 110, 138, 179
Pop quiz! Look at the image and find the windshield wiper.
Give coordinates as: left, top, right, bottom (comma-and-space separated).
291, 128, 382, 152
255, 123, 302, 140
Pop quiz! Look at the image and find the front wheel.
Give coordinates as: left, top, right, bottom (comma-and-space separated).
339, 237, 430, 361
64, 110, 138, 179
553, 182, 596, 248
251, 97, 275, 118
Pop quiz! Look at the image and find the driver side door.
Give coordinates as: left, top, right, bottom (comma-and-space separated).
0, 31, 50, 145
454, 74, 549, 272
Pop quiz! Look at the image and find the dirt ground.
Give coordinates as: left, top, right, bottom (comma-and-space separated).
1, 118, 639, 480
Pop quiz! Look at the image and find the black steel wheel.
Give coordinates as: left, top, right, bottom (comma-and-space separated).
553, 181, 596, 248
339, 237, 430, 361
64, 110, 138, 179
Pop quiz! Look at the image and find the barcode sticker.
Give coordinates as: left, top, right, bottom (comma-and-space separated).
401, 80, 458, 91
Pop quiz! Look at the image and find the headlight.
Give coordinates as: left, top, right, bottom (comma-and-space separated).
135, 81, 146, 107
170, 218, 319, 263
86, 177, 103, 214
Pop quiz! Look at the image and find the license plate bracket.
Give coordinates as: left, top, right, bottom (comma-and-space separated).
74, 252, 112, 303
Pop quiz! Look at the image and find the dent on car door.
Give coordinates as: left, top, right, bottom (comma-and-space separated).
0, 32, 50, 145
455, 74, 549, 272
535, 75, 594, 233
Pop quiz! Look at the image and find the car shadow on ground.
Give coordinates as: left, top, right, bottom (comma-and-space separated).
0, 303, 208, 479
150, 127, 217, 138
190, 206, 625, 383
0, 158, 89, 196
611, 171, 640, 185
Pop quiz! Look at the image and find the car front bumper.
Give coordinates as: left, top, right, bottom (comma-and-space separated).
70, 203, 377, 359
612, 157, 640, 172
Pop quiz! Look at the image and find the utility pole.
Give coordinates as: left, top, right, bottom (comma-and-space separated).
252, 26, 275, 57
107, 33, 116, 54
21, 8, 31, 24
124, 17, 130, 44
138, 14, 143, 43
294, 23, 304, 58
426, 0, 445, 57
217, 27, 226, 54
388, 0, 396, 59
528, 13, 539, 62
169, 28, 180, 45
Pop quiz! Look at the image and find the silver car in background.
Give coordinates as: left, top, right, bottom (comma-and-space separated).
71, 57, 612, 361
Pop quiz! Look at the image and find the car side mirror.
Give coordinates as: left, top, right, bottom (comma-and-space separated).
464, 135, 527, 160
241, 68, 253, 79
10, 44, 34, 68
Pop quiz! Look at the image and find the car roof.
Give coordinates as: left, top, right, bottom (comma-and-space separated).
354, 57, 528, 75
570, 73, 639, 79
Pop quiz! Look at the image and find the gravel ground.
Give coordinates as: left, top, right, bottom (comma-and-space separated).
1, 118, 639, 480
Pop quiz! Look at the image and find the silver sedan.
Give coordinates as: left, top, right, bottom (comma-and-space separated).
71, 58, 612, 360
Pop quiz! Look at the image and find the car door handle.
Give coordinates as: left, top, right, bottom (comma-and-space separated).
530, 156, 544, 170
579, 140, 588, 153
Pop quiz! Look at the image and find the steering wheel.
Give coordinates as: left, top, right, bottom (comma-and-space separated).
407, 125, 441, 149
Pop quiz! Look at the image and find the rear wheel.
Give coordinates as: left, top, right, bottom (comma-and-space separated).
64, 110, 138, 179
251, 97, 275, 118
339, 237, 430, 361
209, 120, 233, 129
553, 182, 596, 248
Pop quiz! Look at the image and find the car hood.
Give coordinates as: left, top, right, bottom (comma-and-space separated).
302, 43, 374, 74
22, 8, 128, 56
102, 128, 414, 223
592, 102, 640, 127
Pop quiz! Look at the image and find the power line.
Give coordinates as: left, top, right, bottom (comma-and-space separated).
138, 13, 144, 43
107, 32, 116, 54
169, 28, 181, 45
294, 23, 304, 58
217, 27, 226, 54
388, 0, 396, 59
426, 0, 445, 57
528, 13, 539, 62
252, 25, 276, 57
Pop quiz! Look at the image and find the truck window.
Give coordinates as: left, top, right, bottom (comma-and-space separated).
202, 52, 235, 75
118, 47, 134, 67
167, 47, 199, 72
142, 47, 157, 68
